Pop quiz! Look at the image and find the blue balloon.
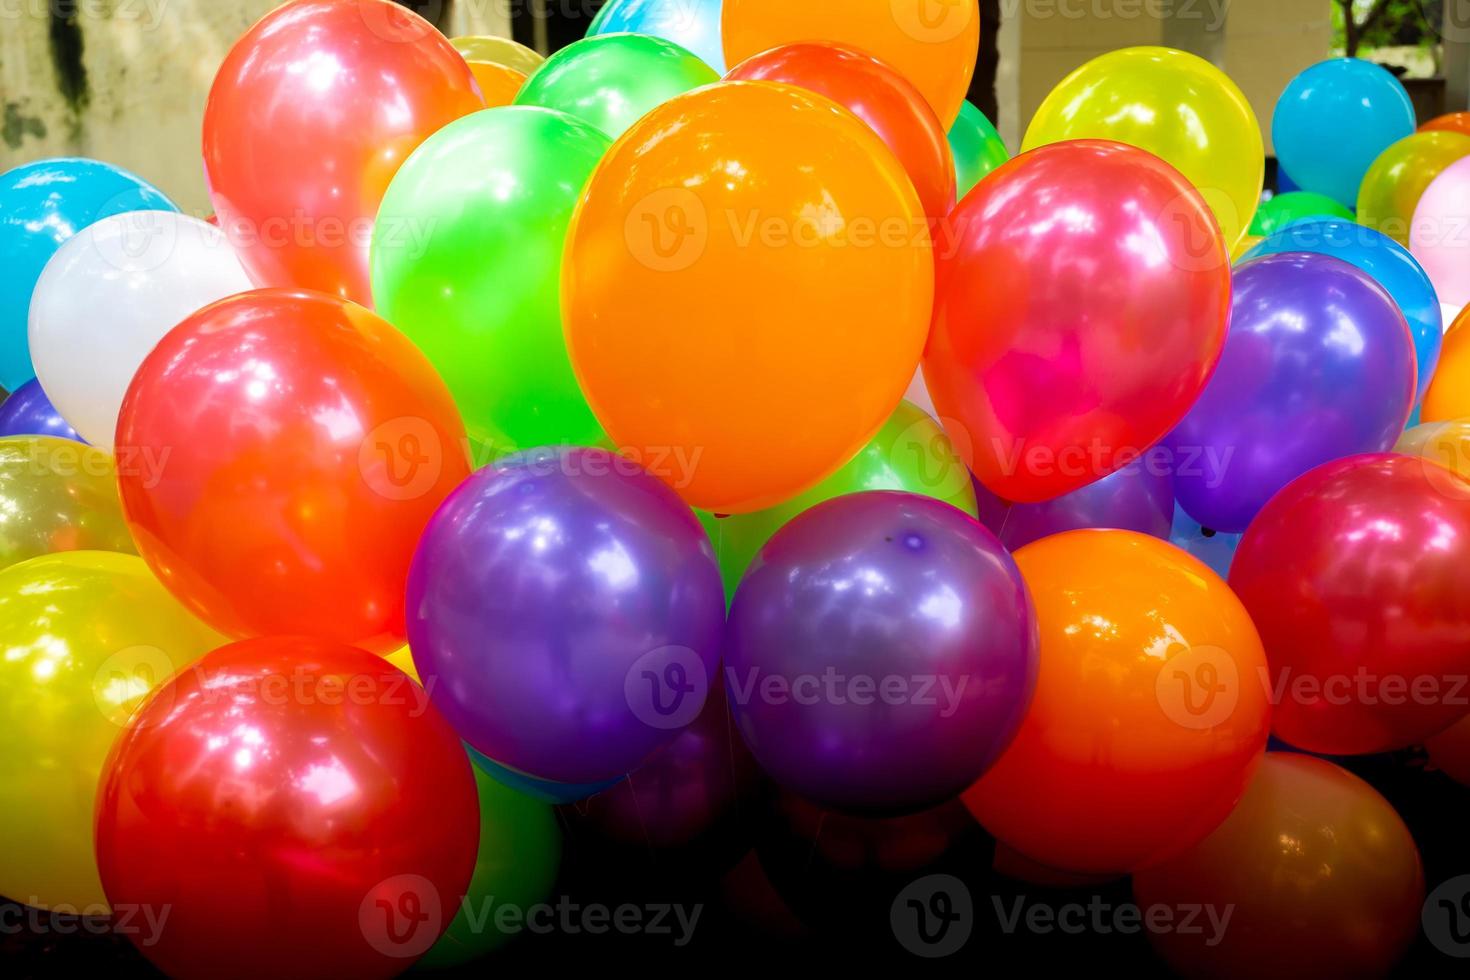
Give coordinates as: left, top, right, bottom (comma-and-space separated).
1276, 166, 1300, 194
468, 746, 624, 805
1245, 219, 1443, 402
590, 0, 725, 72
1272, 59, 1414, 207
0, 158, 176, 390
0, 379, 83, 442
1168, 503, 1240, 580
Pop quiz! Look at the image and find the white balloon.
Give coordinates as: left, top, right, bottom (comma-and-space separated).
28, 211, 252, 450
904, 367, 937, 419
1443, 301, 1465, 332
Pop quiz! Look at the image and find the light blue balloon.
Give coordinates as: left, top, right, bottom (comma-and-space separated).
590, 0, 726, 73
1168, 503, 1241, 581
1244, 218, 1443, 403
1272, 59, 1414, 207
0, 158, 177, 390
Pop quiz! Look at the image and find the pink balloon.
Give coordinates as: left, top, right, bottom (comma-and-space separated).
1411, 155, 1470, 310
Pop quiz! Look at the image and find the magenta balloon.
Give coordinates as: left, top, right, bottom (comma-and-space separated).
407, 447, 725, 786
1167, 252, 1416, 533
725, 491, 1037, 815
973, 456, 1174, 550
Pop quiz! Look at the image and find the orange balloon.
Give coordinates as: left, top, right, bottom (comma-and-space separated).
1133, 754, 1423, 980
451, 34, 543, 107
466, 62, 527, 107
963, 530, 1271, 875
1421, 304, 1470, 422
722, 0, 980, 126
1422, 111, 1470, 137
562, 81, 933, 514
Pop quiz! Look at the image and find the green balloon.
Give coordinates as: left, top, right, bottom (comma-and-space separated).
515, 33, 719, 140
417, 762, 562, 968
371, 107, 611, 453
949, 100, 1009, 199
1248, 191, 1355, 238
714, 401, 978, 599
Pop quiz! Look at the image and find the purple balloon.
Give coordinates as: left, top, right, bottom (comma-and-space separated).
1167, 252, 1415, 533
0, 379, 82, 442
973, 456, 1174, 550
724, 491, 1037, 815
407, 446, 725, 788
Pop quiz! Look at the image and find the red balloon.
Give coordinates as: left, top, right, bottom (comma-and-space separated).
116, 289, 470, 652
726, 42, 956, 219
203, 0, 483, 304
1231, 453, 1470, 754
95, 638, 480, 979
922, 140, 1230, 502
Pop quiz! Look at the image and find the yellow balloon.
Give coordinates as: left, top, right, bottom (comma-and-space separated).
1358, 131, 1470, 246
0, 552, 224, 910
1024, 47, 1264, 250
451, 34, 544, 75
385, 643, 419, 682
0, 435, 135, 570
1232, 234, 1263, 264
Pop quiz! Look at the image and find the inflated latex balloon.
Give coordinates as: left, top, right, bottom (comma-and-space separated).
727, 42, 954, 218
202, 0, 483, 304
1273, 58, 1415, 206
964, 530, 1271, 875
924, 139, 1230, 503
1232, 454, 1470, 754
0, 158, 176, 389
1396, 418, 1470, 484
1423, 111, 1470, 137
726, 491, 1038, 814
0, 436, 135, 569
1424, 304, 1470, 421
1024, 47, 1263, 248
1133, 754, 1423, 980
1411, 155, 1470, 311
115, 289, 470, 651
714, 400, 976, 596
592, 0, 726, 72
1244, 220, 1441, 402
1248, 191, 1353, 238
96, 638, 479, 978
1168, 503, 1241, 581
1167, 253, 1414, 533
974, 455, 1174, 551
373, 108, 611, 453
516, 33, 718, 140
722, 0, 979, 125
0, 552, 222, 910
1231, 234, 1264, 264
407, 447, 725, 788
563, 82, 933, 514
1426, 714, 1470, 786
1358, 131, 1470, 244
0, 379, 82, 442
29, 211, 252, 450
450, 35, 543, 106
948, 100, 1008, 199
419, 763, 561, 967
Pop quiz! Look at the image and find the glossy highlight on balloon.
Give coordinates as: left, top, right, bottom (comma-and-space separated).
592, 0, 726, 72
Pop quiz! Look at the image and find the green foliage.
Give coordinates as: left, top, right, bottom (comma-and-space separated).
1332, 0, 1442, 53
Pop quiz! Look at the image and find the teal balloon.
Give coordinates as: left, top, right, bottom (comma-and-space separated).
948, 100, 1009, 198
516, 33, 719, 140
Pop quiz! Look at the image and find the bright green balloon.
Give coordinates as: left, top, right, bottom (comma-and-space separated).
514, 33, 719, 141
1248, 191, 1354, 238
949, 100, 1009, 199
418, 762, 562, 967
715, 401, 978, 598
371, 107, 612, 453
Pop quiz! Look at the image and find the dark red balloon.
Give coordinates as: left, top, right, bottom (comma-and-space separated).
726, 42, 956, 219
1231, 453, 1470, 754
95, 638, 480, 979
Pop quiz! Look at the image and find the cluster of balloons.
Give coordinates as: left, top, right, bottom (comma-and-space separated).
2, 0, 1470, 975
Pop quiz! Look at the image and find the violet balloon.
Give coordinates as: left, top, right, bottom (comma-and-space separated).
725, 491, 1038, 815
973, 456, 1174, 550
0, 379, 82, 442
407, 447, 725, 789
1167, 252, 1416, 533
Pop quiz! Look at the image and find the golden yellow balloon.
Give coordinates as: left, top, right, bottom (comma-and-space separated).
0, 435, 135, 570
1358, 131, 1470, 245
0, 552, 224, 910
1231, 234, 1263, 264
451, 35, 543, 106
1024, 47, 1264, 250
